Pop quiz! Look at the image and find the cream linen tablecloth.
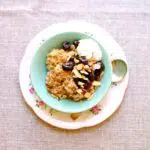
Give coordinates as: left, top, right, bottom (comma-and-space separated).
0, 0, 150, 150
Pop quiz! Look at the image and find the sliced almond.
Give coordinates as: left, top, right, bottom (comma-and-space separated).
74, 58, 79, 63
81, 85, 84, 88
84, 65, 90, 70
80, 70, 88, 75
84, 77, 89, 81
70, 44, 75, 51
66, 56, 72, 61
93, 81, 101, 86
78, 81, 84, 86
81, 75, 86, 79
89, 60, 96, 66
77, 89, 83, 94
73, 68, 82, 78
89, 62, 93, 66
94, 63, 101, 70
88, 93, 94, 99
84, 92, 92, 99
89, 56, 95, 61
76, 64, 84, 70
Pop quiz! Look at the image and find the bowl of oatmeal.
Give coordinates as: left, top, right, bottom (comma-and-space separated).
30, 32, 112, 113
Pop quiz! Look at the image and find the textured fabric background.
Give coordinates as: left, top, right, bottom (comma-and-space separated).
0, 0, 150, 150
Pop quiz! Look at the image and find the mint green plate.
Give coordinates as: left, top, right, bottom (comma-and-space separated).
30, 32, 112, 113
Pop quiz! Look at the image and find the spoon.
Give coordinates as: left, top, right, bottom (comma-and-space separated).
112, 59, 128, 83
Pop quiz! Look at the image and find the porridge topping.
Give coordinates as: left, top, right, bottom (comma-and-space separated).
46, 39, 105, 101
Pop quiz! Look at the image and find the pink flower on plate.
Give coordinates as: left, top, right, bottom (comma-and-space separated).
38, 101, 45, 106
29, 87, 35, 94
90, 105, 101, 114
36, 100, 45, 107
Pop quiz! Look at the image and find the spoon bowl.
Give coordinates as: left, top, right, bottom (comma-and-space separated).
112, 59, 127, 83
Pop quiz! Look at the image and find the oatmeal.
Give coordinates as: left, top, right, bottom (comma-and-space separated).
46, 40, 105, 101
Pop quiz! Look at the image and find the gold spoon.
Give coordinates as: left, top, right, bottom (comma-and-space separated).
112, 59, 128, 83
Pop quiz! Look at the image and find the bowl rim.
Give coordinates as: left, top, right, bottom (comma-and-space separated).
30, 31, 112, 113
